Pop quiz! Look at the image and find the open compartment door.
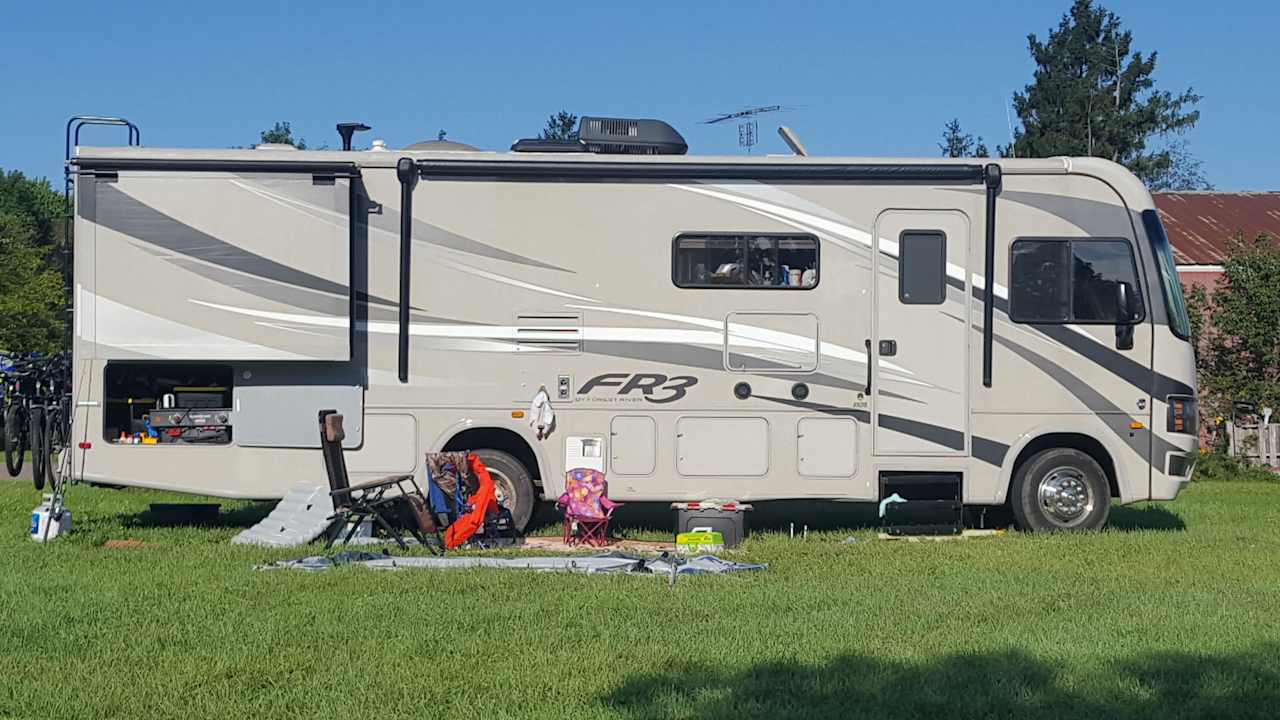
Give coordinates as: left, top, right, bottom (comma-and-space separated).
86, 169, 353, 360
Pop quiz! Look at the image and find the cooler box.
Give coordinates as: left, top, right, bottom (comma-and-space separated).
671, 501, 752, 548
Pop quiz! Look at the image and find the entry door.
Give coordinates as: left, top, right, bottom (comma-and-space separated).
872, 210, 970, 455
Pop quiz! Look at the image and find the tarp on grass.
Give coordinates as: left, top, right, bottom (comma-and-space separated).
255, 550, 766, 575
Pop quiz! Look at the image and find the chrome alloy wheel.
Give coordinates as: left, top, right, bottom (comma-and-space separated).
1037, 466, 1095, 526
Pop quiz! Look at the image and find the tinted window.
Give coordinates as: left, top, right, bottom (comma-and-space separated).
1010, 239, 1143, 324
673, 234, 818, 289
1010, 240, 1071, 322
1072, 241, 1143, 322
899, 231, 946, 304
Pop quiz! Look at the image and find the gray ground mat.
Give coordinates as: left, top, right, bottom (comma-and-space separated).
255, 550, 767, 575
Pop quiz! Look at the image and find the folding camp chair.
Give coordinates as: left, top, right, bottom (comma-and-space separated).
318, 409, 442, 552
557, 468, 621, 547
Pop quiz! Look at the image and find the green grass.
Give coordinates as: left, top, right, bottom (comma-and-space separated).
2, 481, 1280, 719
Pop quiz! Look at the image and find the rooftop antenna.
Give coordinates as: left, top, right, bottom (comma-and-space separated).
704, 105, 788, 154
1004, 102, 1017, 158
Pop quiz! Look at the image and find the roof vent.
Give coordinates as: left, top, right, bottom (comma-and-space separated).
510, 116, 687, 155
254, 143, 299, 151
580, 116, 687, 155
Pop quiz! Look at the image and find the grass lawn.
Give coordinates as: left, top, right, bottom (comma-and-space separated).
2, 480, 1279, 719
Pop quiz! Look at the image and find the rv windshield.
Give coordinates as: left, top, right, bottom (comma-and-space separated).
1141, 209, 1191, 341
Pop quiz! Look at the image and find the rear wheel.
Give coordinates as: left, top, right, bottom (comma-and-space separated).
4, 405, 25, 477
1010, 447, 1111, 532
28, 406, 46, 491
472, 448, 535, 532
43, 408, 66, 489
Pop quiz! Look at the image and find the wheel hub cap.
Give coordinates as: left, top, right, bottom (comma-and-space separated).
1038, 467, 1093, 524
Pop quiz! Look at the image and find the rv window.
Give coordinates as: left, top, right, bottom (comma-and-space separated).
898, 231, 946, 304
1010, 239, 1144, 324
673, 233, 818, 289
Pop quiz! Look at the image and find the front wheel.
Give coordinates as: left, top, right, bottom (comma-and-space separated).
1010, 448, 1111, 532
28, 406, 46, 491
472, 449, 535, 532
4, 405, 25, 477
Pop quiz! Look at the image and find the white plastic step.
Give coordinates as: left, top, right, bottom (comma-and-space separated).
232, 481, 335, 547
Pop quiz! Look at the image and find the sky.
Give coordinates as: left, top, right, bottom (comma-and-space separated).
1, 0, 1276, 190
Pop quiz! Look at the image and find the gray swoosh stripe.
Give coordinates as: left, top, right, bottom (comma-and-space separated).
584, 340, 858, 392
371, 206, 573, 273
233, 174, 572, 273
877, 414, 964, 450
95, 183, 405, 307
994, 333, 1180, 463
966, 282, 1191, 397
755, 395, 1011, 466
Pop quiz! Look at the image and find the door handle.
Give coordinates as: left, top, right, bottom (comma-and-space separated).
864, 339, 872, 395
879, 339, 898, 357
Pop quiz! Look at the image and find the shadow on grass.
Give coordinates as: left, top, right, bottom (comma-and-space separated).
601, 644, 1280, 720
1109, 504, 1187, 532
526, 500, 884, 537
529, 498, 1187, 537
116, 501, 275, 529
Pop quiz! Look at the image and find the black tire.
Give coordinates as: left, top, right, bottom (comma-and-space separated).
1010, 447, 1111, 532
28, 405, 46, 491
44, 409, 65, 488
472, 448, 535, 532
4, 405, 25, 477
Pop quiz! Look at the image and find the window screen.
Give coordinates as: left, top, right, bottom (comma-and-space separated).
899, 231, 946, 304
673, 234, 818, 289
1010, 239, 1144, 324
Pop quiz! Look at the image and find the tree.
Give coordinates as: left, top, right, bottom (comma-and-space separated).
259, 121, 307, 149
540, 111, 578, 142
0, 170, 69, 353
1002, 0, 1201, 186
1146, 139, 1213, 191
939, 119, 988, 158
1195, 233, 1280, 417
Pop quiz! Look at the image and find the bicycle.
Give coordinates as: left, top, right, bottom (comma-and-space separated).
39, 354, 71, 490
4, 360, 32, 478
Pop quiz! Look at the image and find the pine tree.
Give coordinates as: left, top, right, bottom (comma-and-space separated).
1003, 0, 1201, 187
540, 111, 578, 142
939, 119, 988, 158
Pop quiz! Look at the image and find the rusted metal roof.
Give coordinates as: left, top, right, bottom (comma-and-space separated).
1153, 192, 1280, 265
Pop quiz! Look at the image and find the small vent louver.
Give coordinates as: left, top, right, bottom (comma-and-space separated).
585, 118, 639, 139
515, 313, 582, 353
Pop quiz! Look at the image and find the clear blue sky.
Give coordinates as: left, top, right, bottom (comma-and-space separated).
2, 0, 1275, 189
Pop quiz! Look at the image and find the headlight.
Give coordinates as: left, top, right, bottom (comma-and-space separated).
1166, 395, 1197, 435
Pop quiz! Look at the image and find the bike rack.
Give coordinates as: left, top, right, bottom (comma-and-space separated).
58, 116, 140, 500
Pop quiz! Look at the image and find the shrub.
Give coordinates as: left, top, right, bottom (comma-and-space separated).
1191, 451, 1279, 483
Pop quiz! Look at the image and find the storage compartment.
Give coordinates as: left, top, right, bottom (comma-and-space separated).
676, 417, 769, 476
103, 363, 233, 444
671, 502, 752, 548
879, 472, 963, 536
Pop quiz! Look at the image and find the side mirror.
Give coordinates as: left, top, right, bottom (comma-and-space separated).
1115, 281, 1137, 350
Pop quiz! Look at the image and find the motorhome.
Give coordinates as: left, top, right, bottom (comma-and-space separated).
67, 116, 1198, 532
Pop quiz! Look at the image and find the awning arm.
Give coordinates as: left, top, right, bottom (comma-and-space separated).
982, 163, 1002, 388
396, 157, 417, 383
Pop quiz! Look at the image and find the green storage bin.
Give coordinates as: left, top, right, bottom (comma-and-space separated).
675, 527, 724, 554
